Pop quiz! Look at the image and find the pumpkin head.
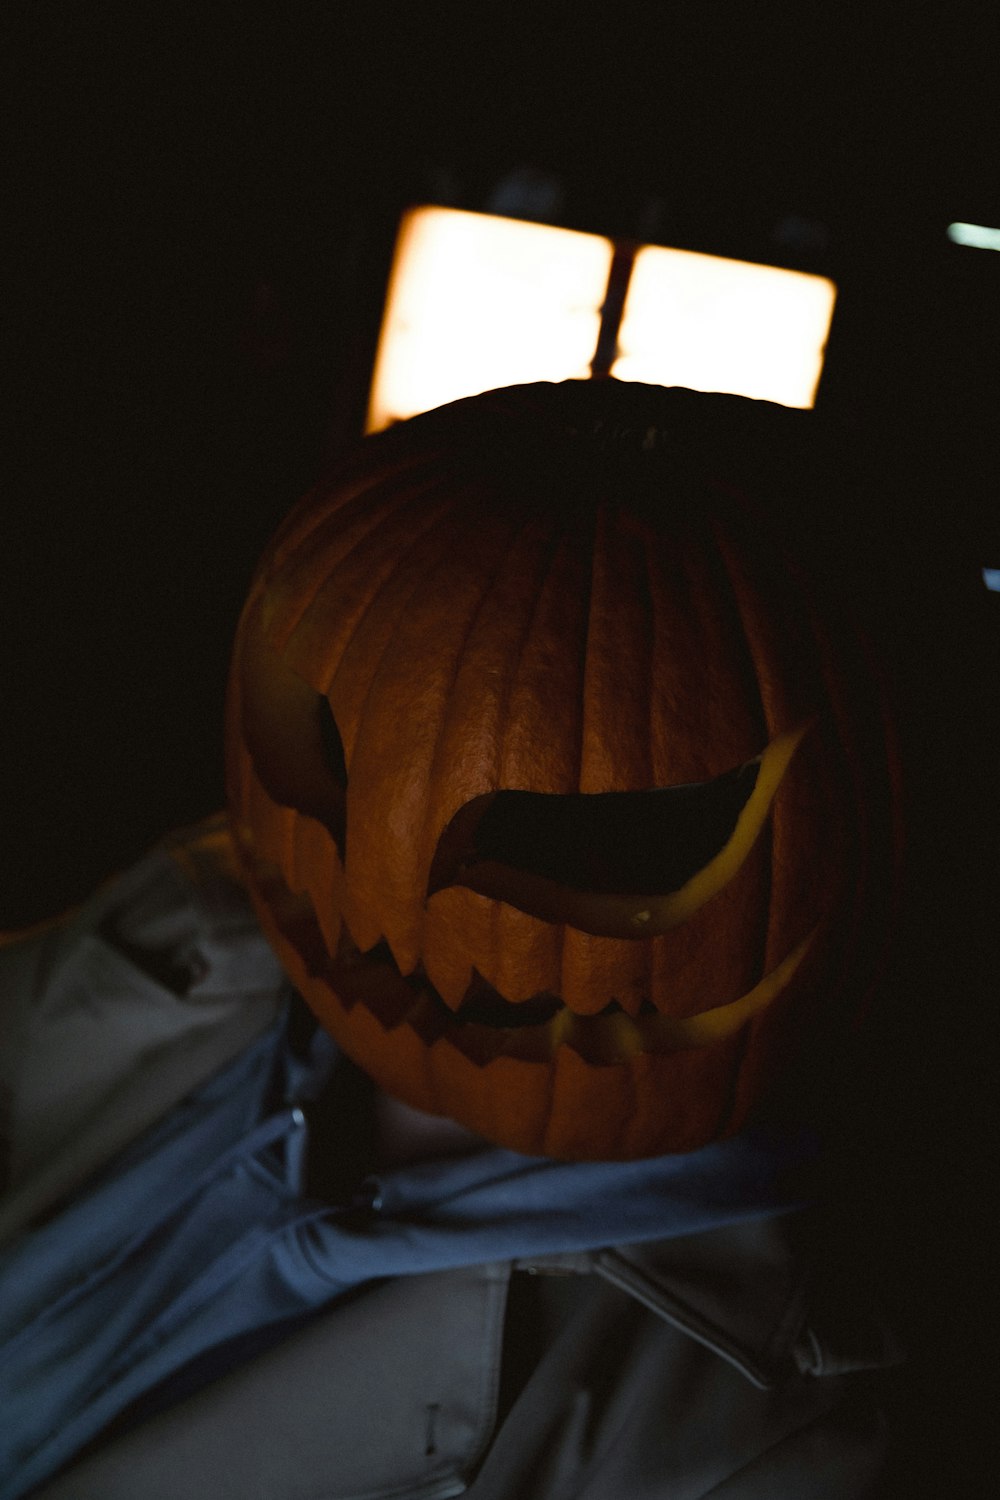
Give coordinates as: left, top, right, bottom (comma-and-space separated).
225, 380, 902, 1160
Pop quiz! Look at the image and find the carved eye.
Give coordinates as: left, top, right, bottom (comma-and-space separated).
238, 611, 348, 854
427, 721, 810, 938
431, 760, 759, 895
316, 697, 349, 796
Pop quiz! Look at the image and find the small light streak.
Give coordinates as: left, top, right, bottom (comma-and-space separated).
947, 222, 1000, 251
983, 568, 1000, 592
366, 207, 613, 433
612, 246, 837, 409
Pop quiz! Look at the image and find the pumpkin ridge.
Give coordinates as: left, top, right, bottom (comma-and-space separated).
418, 517, 567, 1006
496, 527, 587, 788
413, 513, 528, 968
418, 512, 542, 883
345, 491, 523, 965
289, 483, 473, 693
702, 514, 773, 741
555, 514, 596, 1013
575, 504, 601, 794
578, 498, 657, 1020
328, 491, 490, 763
265, 450, 447, 575
714, 1018, 746, 1142
489, 524, 578, 1005
267, 481, 438, 649
704, 507, 788, 1033
540, 1057, 560, 1159
580, 499, 656, 791
620, 1030, 641, 1157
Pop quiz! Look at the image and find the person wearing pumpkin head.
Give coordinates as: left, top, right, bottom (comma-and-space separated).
0, 380, 907, 1498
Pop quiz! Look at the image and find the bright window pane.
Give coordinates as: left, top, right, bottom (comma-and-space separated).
366, 207, 614, 433
612, 246, 837, 409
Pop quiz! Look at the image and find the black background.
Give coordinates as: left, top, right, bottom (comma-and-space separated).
5, 6, 999, 1493
6, 4, 999, 920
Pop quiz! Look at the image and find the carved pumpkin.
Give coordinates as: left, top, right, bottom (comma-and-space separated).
225, 380, 902, 1160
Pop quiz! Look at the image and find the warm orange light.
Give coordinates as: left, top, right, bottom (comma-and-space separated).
612, 245, 837, 408
365, 207, 614, 433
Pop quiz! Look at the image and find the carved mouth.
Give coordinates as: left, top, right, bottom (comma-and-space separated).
333, 927, 815, 1067
248, 849, 817, 1068
352, 945, 658, 1031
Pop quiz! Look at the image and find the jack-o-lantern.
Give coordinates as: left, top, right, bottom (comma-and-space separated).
225, 380, 903, 1160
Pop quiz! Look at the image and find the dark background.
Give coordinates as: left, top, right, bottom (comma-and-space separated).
5, 6, 999, 1492
6, 4, 999, 920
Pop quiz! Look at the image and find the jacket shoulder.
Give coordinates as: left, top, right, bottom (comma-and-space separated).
0, 815, 287, 1244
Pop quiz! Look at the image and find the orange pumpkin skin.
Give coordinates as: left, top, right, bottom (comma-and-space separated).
225, 380, 903, 1160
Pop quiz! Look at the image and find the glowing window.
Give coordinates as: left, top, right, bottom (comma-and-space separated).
366, 208, 613, 433
613, 246, 837, 409
366, 206, 838, 431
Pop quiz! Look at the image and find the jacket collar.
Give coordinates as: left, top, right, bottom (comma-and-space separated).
513, 1212, 808, 1388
